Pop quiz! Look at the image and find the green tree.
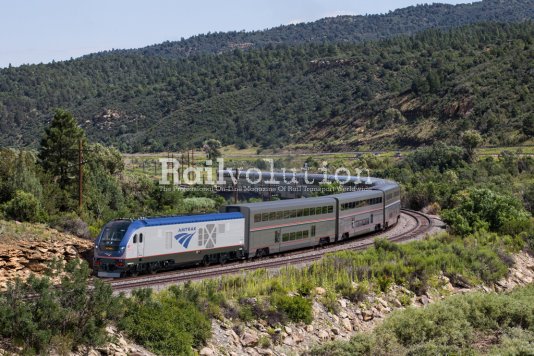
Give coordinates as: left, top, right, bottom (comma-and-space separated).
461, 130, 483, 163
38, 109, 85, 190
523, 115, 534, 137
202, 139, 222, 160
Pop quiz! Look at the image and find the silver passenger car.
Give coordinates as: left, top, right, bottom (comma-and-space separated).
331, 189, 385, 239
224, 197, 337, 257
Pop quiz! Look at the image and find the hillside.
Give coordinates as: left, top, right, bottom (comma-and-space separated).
119, 0, 534, 59
0, 1, 533, 151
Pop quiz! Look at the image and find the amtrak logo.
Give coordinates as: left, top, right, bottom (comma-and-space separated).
175, 227, 196, 248
175, 232, 195, 248
174, 224, 219, 249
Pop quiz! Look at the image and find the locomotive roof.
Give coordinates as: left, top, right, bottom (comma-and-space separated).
127, 212, 244, 228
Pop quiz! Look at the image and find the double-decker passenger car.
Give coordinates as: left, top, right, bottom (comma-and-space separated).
224, 197, 336, 257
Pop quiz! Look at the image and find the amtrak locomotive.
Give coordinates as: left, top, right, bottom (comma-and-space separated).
94, 177, 400, 278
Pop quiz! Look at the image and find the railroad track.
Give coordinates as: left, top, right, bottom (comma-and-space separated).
110, 210, 434, 292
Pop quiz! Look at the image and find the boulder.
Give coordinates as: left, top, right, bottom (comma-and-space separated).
342, 318, 352, 332
241, 331, 259, 347
28, 263, 47, 273
362, 310, 374, 321
283, 336, 294, 346
200, 347, 215, 356
317, 330, 329, 341
284, 326, 292, 335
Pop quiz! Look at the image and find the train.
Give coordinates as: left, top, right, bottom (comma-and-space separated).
94, 176, 401, 278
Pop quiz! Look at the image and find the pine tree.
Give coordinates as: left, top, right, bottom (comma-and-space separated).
38, 109, 85, 189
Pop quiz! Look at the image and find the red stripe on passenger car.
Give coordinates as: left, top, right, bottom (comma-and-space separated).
250, 217, 335, 232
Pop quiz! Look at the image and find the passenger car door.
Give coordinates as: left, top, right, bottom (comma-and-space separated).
137, 233, 144, 257
273, 229, 281, 253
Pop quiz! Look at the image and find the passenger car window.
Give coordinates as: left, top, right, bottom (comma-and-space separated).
133, 234, 137, 243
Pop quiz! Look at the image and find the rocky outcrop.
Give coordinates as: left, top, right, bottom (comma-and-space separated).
200, 251, 534, 356
0, 227, 93, 289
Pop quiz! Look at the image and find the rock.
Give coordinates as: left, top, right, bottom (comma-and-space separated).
391, 299, 402, 308
318, 330, 330, 341
257, 348, 274, 355
283, 336, 294, 346
339, 299, 347, 308
64, 246, 78, 257
90, 349, 102, 356
331, 327, 340, 336
339, 311, 348, 319
200, 347, 215, 356
419, 295, 430, 306
226, 329, 240, 344
342, 318, 353, 332
293, 332, 305, 343
377, 298, 388, 308
28, 263, 47, 273
335, 314, 343, 325
284, 326, 292, 335
362, 310, 374, 321
241, 331, 259, 347
315, 287, 326, 295
305, 325, 314, 333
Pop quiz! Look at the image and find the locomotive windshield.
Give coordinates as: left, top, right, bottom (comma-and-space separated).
98, 221, 130, 251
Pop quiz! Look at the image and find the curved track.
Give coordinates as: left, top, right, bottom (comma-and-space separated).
109, 210, 433, 292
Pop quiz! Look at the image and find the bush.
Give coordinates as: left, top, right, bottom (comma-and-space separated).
50, 212, 90, 238
271, 294, 313, 324
442, 188, 532, 236
312, 285, 534, 355
0, 260, 119, 354
119, 289, 211, 356
3, 190, 45, 222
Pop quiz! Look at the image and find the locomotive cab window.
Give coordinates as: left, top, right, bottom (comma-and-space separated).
139, 234, 143, 243
133, 234, 137, 243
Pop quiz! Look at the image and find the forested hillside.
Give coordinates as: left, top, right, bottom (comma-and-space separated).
0, 2, 533, 151
122, 0, 534, 59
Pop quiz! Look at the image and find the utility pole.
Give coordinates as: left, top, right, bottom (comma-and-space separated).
78, 138, 83, 211
234, 167, 238, 204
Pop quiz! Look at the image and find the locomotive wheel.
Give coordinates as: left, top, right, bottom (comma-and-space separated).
148, 264, 158, 275
202, 255, 211, 267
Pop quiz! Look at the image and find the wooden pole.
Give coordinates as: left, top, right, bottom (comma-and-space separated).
78, 138, 83, 210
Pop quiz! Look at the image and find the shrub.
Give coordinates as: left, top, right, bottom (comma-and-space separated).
271, 294, 313, 324
0, 260, 119, 354
258, 335, 271, 349
3, 190, 45, 222
443, 188, 532, 236
119, 289, 211, 355
312, 285, 534, 355
50, 212, 90, 238
320, 290, 339, 314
